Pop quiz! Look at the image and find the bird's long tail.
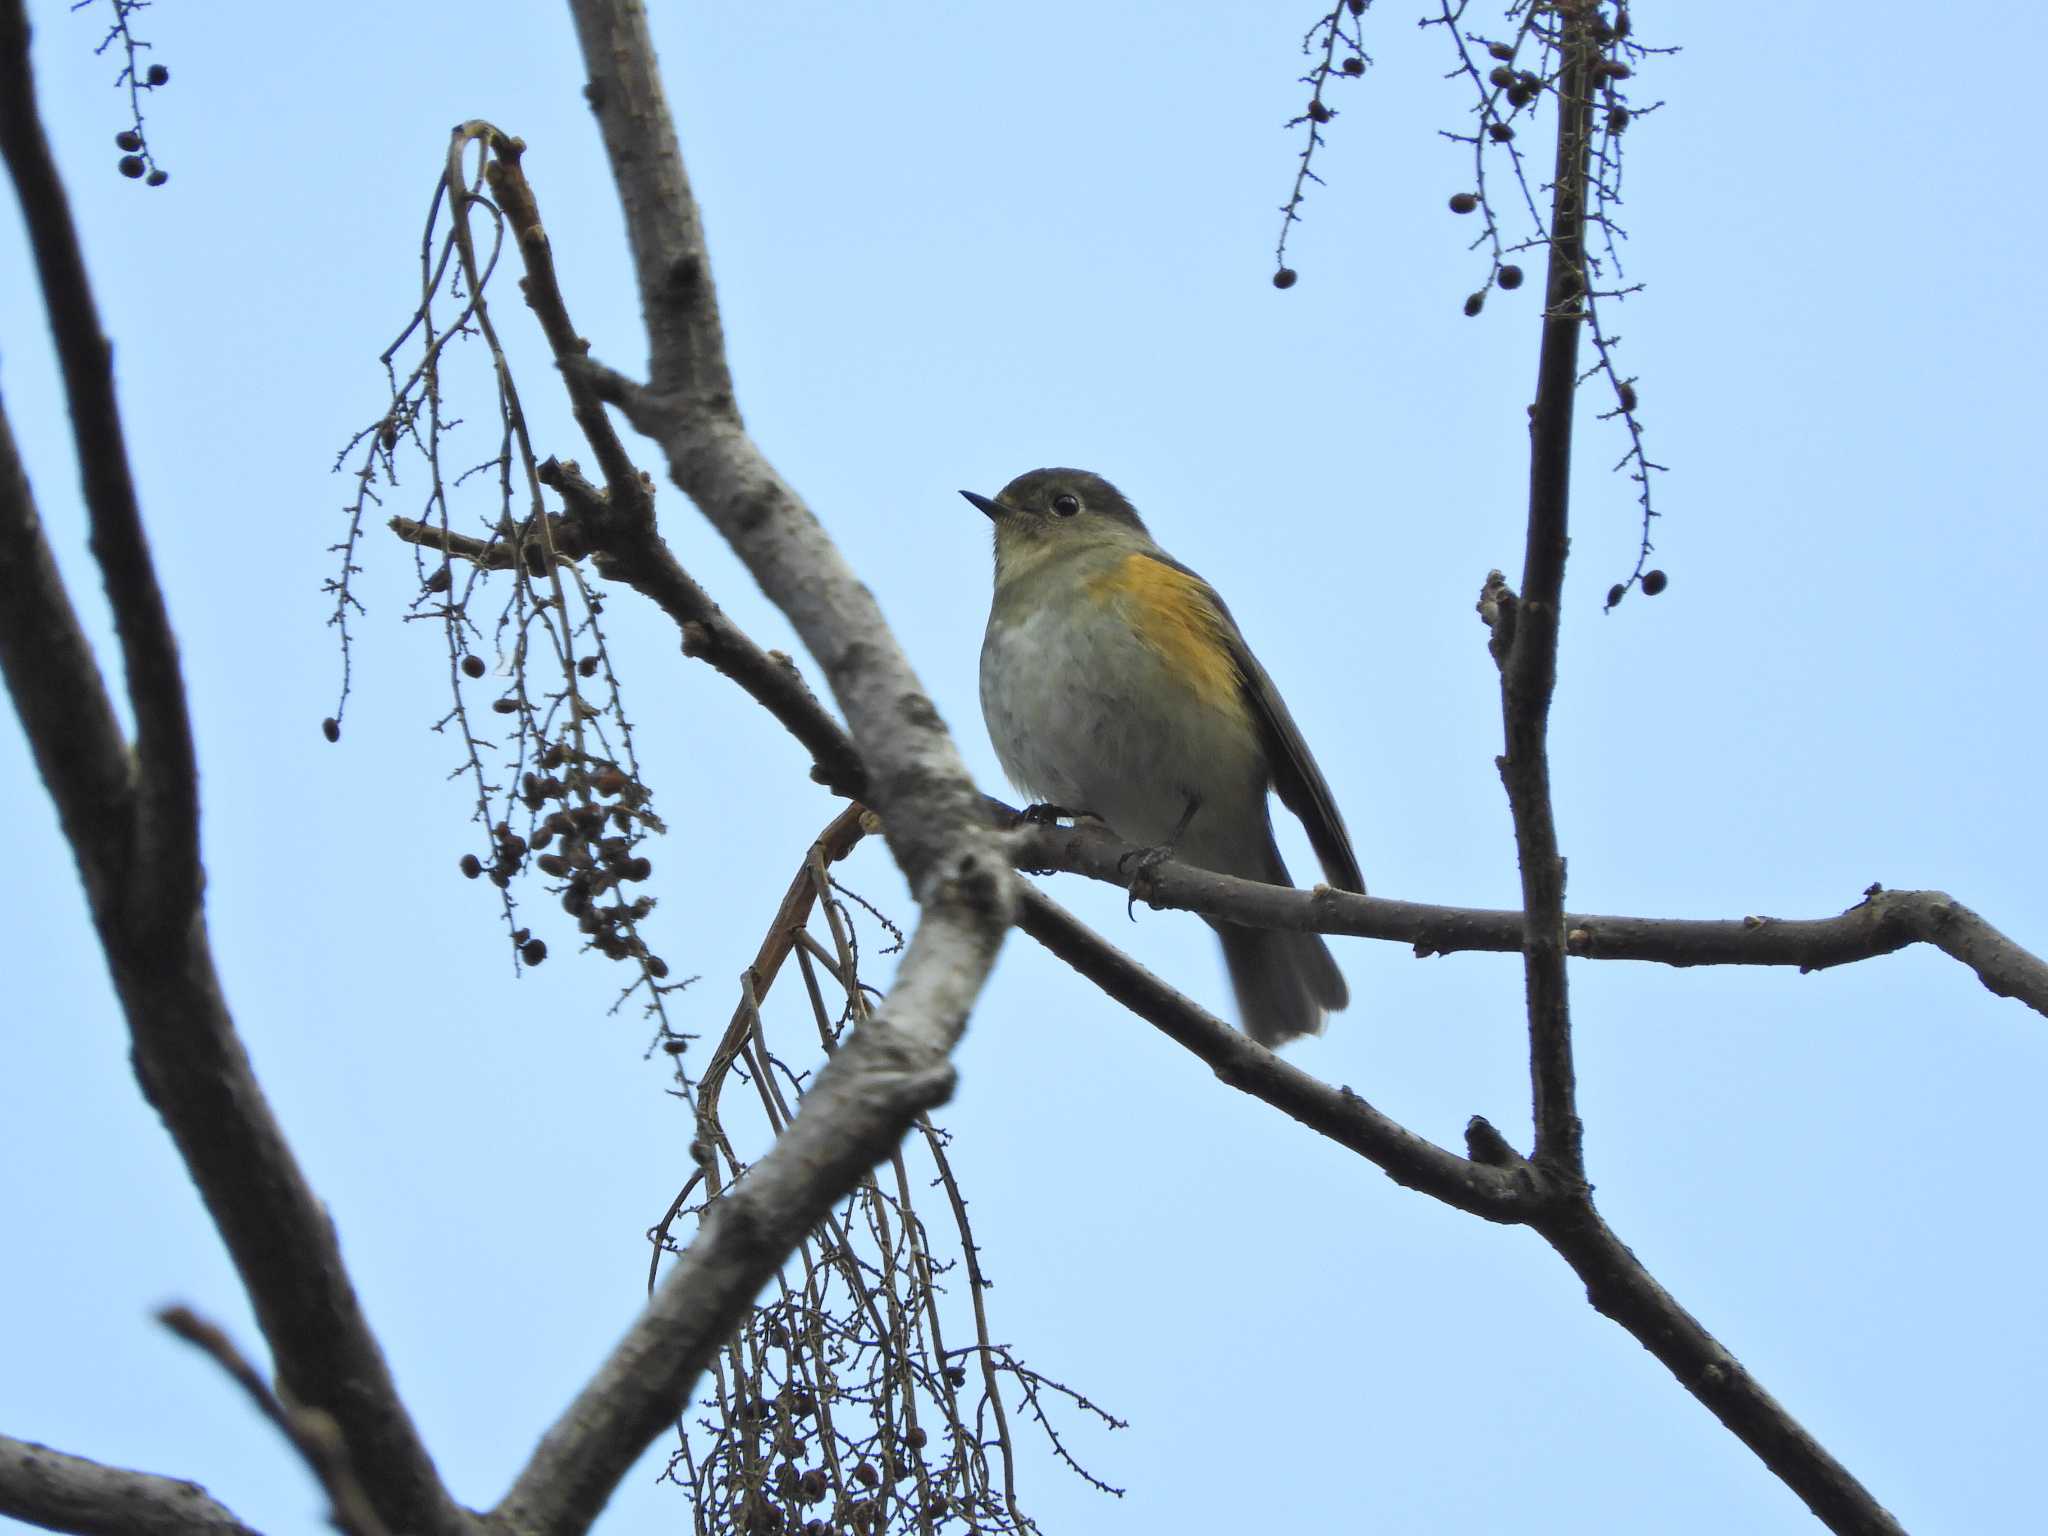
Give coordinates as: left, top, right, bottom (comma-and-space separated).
1211, 920, 1347, 1047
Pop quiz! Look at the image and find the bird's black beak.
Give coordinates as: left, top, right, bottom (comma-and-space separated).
959, 490, 1002, 521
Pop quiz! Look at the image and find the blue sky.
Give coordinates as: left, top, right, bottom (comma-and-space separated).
4, 3, 2044, 1533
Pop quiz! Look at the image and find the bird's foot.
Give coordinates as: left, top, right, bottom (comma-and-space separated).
1117, 841, 1178, 921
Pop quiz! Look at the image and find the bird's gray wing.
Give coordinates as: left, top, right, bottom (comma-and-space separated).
1157, 553, 1366, 894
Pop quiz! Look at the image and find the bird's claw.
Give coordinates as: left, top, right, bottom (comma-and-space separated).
1118, 842, 1176, 921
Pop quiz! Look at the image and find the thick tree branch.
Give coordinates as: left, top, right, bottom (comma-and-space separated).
485, 4, 1020, 1525
496, 860, 1004, 1532
0, 12, 465, 1534
0, 1434, 256, 1536
0, 0, 196, 939
0, 397, 133, 914
563, 0, 987, 892
1539, 1208, 1907, 1536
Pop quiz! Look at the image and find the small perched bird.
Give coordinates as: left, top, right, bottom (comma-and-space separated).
964, 468, 1363, 1046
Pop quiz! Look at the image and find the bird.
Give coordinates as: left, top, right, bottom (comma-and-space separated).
963, 467, 1363, 1046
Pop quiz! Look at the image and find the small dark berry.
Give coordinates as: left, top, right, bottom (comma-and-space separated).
320, 716, 340, 743
1462, 291, 1485, 317
491, 696, 520, 715
379, 421, 399, 450
624, 856, 652, 882
798, 1470, 828, 1503
144, 169, 167, 188
578, 653, 599, 677
906, 1426, 928, 1449
461, 653, 487, 679
1489, 40, 1517, 61
1346, 0, 1364, 13
662, 1036, 687, 1054
1641, 569, 1668, 596
426, 565, 452, 593
1341, 56, 1364, 76
647, 956, 670, 979
852, 1463, 879, 1489
1506, 82, 1533, 107
1599, 59, 1632, 80
1487, 121, 1515, 142
521, 939, 548, 966
115, 130, 143, 151
1307, 100, 1331, 124
1606, 583, 1625, 608
1488, 65, 1515, 88
145, 63, 169, 86
537, 853, 571, 878
1496, 264, 1524, 289
118, 155, 145, 178
512, 928, 530, 945
459, 854, 484, 879
1448, 192, 1479, 214
1271, 267, 1297, 290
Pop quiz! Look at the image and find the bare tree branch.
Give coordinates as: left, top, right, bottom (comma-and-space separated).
1015, 885, 1531, 1219
157, 1307, 392, 1536
0, 10, 465, 1534
1015, 880, 1909, 1536
486, 3, 1021, 1525
0, 0, 195, 940
1496, 7, 1597, 1179
560, 0, 989, 895
1016, 818, 2048, 1018
1535, 1209, 1907, 1536
0, 1434, 256, 1536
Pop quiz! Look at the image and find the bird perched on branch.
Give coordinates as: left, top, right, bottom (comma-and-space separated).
964, 468, 1363, 1046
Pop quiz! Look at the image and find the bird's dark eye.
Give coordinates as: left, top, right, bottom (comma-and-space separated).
1051, 493, 1081, 517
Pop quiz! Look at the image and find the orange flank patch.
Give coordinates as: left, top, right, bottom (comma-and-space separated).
1087, 553, 1250, 723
